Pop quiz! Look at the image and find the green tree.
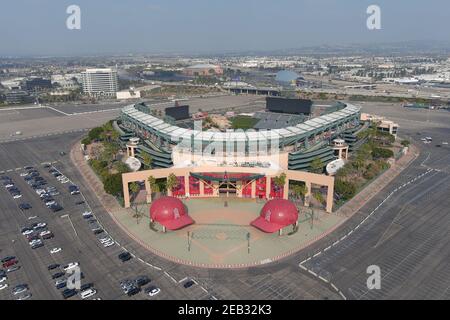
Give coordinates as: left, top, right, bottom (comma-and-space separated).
101, 141, 120, 162
372, 147, 394, 160
310, 157, 324, 174
401, 140, 411, 147
335, 179, 357, 201
291, 183, 308, 200
141, 152, 153, 169
129, 182, 140, 203
148, 175, 160, 193
166, 173, 179, 192
88, 127, 104, 141
113, 161, 129, 174
103, 174, 123, 196
273, 173, 287, 187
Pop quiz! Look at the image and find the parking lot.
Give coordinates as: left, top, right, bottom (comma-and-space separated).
0, 162, 199, 300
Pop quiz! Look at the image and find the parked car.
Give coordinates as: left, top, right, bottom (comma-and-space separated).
52, 272, 65, 279
55, 279, 67, 290
118, 252, 132, 263
61, 288, 77, 299
80, 288, 97, 299
48, 264, 60, 270
42, 232, 54, 240
1, 256, 16, 263
183, 280, 195, 288
126, 286, 140, 296
19, 203, 32, 210
3, 259, 18, 268
145, 286, 161, 297
17, 293, 32, 300
50, 247, 62, 254
7, 265, 20, 273
134, 275, 150, 287
12, 284, 28, 295
80, 283, 94, 291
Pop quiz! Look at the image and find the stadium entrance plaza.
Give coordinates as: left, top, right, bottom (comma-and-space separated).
112, 197, 344, 267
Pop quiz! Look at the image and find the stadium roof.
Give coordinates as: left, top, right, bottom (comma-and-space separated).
121, 103, 361, 144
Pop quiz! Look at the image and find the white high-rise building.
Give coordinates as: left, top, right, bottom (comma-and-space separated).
81, 68, 118, 97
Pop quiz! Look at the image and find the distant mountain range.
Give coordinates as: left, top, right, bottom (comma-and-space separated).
207, 40, 450, 58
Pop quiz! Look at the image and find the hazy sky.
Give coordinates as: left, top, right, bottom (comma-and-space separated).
1, 0, 449, 56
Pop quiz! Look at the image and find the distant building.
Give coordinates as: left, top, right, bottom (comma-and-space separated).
5, 90, 31, 104
51, 74, 81, 91
81, 68, 118, 97
275, 70, 302, 86
116, 88, 141, 100
24, 77, 52, 92
182, 64, 223, 77
1, 78, 24, 90
361, 113, 399, 138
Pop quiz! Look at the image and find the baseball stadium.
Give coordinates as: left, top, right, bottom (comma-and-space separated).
109, 97, 370, 267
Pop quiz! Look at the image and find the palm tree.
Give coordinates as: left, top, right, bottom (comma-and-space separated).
291, 184, 308, 202
166, 174, 179, 194
148, 175, 160, 193
141, 152, 153, 169
129, 182, 140, 202
310, 158, 324, 174
273, 173, 287, 188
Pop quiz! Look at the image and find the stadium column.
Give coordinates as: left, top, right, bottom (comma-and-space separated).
184, 175, 190, 196
326, 181, 334, 213
283, 177, 289, 200
266, 177, 272, 199
305, 181, 312, 207
199, 180, 205, 196
251, 180, 256, 198
145, 179, 152, 203
123, 179, 131, 208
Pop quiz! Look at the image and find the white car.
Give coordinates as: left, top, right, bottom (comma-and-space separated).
147, 287, 161, 297
29, 239, 42, 246
13, 194, 23, 199
22, 229, 34, 236
61, 179, 69, 184
36, 189, 46, 195
63, 262, 79, 271
99, 237, 111, 244
17, 293, 32, 300
50, 247, 62, 254
57, 175, 66, 181
442, 142, 448, 145
40, 230, 51, 237
20, 172, 29, 177
0, 283, 8, 291
80, 288, 97, 299
5, 183, 14, 188
103, 241, 115, 248
36, 222, 47, 228
45, 200, 56, 207
0, 276, 7, 283
28, 216, 38, 220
